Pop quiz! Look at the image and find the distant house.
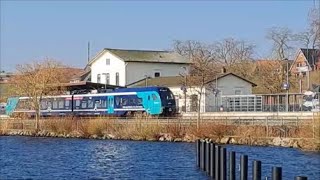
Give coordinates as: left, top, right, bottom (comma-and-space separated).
128, 73, 257, 112
69, 68, 91, 83
87, 48, 191, 86
0, 71, 13, 84
290, 48, 320, 76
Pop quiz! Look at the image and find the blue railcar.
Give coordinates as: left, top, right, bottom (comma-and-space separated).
114, 86, 176, 116
5, 86, 176, 117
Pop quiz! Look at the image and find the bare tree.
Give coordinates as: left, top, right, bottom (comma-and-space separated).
174, 40, 219, 128
308, 8, 320, 49
212, 38, 255, 66
9, 60, 66, 131
252, 60, 298, 94
266, 27, 293, 59
227, 60, 256, 80
293, 8, 320, 49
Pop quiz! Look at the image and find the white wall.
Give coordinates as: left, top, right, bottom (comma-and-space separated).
90, 51, 190, 86
168, 75, 253, 113
205, 75, 253, 112
126, 62, 189, 85
215, 75, 252, 95
90, 52, 126, 86
169, 86, 206, 113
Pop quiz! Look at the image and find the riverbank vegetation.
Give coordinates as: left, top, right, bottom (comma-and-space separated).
1, 115, 319, 151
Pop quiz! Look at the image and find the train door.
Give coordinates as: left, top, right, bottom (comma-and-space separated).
5, 97, 19, 116
108, 96, 114, 114
151, 93, 161, 114
146, 93, 161, 115
146, 94, 153, 114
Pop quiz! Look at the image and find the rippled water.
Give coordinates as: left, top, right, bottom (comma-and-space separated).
0, 136, 319, 180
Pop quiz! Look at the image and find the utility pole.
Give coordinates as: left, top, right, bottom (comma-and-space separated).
285, 58, 289, 112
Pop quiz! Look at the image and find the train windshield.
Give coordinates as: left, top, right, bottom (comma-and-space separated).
159, 88, 174, 100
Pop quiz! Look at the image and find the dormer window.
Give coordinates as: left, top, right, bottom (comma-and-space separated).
106, 59, 110, 65
154, 72, 161, 77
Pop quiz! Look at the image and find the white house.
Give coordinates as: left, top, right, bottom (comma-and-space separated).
87, 48, 191, 87
128, 73, 257, 112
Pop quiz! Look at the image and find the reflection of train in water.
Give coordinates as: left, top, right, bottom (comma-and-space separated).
302, 91, 319, 112
5, 86, 177, 117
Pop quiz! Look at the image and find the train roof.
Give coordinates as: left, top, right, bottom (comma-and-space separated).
114, 86, 170, 93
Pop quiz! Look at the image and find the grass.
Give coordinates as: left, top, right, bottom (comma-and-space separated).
2, 115, 320, 151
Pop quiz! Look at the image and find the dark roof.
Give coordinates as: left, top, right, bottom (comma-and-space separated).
129, 73, 257, 87
58, 81, 122, 91
89, 48, 190, 64
300, 48, 319, 65
114, 86, 168, 93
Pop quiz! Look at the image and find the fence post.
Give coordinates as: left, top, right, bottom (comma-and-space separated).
272, 167, 282, 180
205, 142, 210, 174
229, 151, 236, 180
253, 160, 261, 180
201, 141, 206, 171
210, 143, 215, 178
215, 146, 221, 180
196, 139, 201, 168
220, 147, 227, 180
240, 155, 248, 180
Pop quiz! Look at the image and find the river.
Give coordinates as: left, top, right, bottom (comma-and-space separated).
0, 136, 319, 179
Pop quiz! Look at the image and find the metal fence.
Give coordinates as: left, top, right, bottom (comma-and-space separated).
178, 93, 319, 113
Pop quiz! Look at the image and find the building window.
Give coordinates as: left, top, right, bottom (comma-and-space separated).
154, 72, 161, 77
106, 59, 110, 65
190, 94, 198, 112
97, 74, 101, 83
235, 90, 241, 95
105, 73, 110, 84
115, 72, 119, 86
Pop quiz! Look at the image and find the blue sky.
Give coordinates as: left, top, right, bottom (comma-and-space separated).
0, 0, 317, 71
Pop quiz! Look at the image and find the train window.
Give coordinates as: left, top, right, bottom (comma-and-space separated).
87, 100, 94, 108
148, 96, 150, 100
104, 100, 108, 108
53, 100, 58, 109
81, 101, 87, 108
65, 100, 70, 107
47, 101, 52, 109
129, 98, 134, 104
76, 100, 80, 107
122, 98, 128, 106
95, 100, 100, 108
115, 97, 121, 106
152, 94, 157, 100
137, 98, 142, 105
41, 100, 47, 109
58, 100, 64, 109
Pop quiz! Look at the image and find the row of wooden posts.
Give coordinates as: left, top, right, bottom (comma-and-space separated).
196, 140, 308, 180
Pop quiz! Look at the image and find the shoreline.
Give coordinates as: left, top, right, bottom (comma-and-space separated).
1, 130, 319, 152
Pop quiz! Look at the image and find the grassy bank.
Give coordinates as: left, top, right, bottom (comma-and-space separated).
1, 116, 319, 151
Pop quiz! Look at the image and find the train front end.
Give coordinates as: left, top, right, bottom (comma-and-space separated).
158, 87, 176, 116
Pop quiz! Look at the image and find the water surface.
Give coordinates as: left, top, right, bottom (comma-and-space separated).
0, 136, 319, 179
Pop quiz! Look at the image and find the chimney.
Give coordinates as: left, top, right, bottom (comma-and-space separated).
221, 67, 226, 73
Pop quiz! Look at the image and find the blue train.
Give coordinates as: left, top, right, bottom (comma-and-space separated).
5, 86, 177, 117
